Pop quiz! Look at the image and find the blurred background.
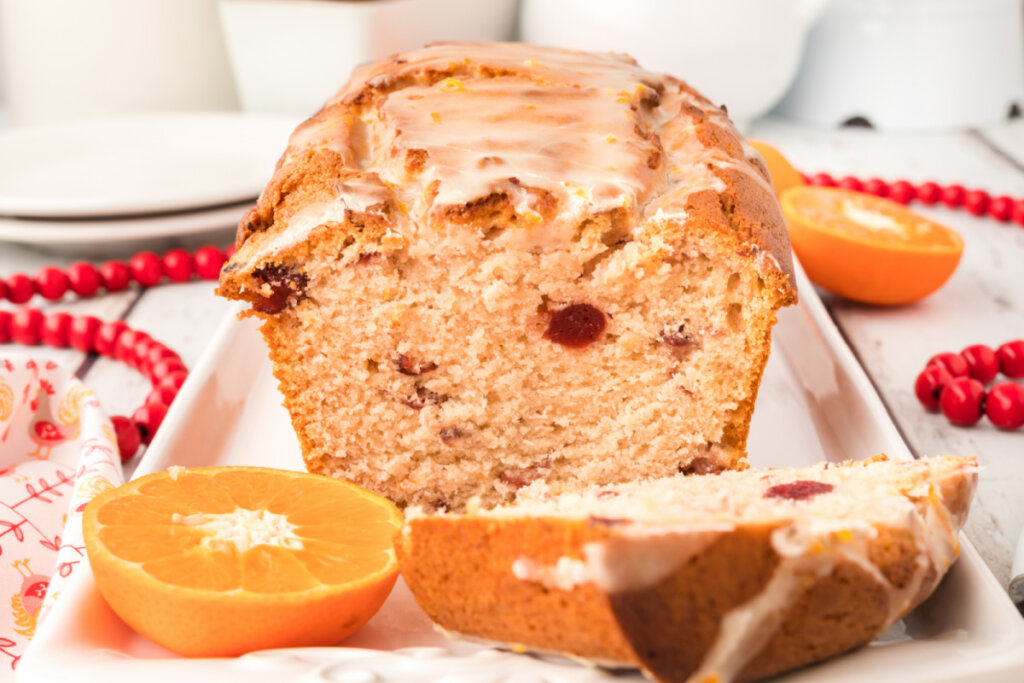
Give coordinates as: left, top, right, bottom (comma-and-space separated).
0, 0, 1020, 253
1, 0, 1021, 128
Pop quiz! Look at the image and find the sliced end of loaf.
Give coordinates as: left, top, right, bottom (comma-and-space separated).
398, 455, 977, 682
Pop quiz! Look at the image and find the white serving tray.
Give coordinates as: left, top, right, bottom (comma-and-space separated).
17, 265, 1024, 682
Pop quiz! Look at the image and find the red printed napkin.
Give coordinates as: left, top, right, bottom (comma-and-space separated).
0, 355, 124, 673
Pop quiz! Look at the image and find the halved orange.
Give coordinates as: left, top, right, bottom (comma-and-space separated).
747, 139, 806, 198
781, 186, 964, 306
82, 466, 403, 657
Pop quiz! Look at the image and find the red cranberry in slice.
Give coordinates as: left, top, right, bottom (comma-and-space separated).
251, 264, 309, 314
660, 324, 700, 360
357, 252, 383, 265
764, 480, 835, 501
397, 354, 438, 376
400, 386, 446, 410
499, 459, 551, 489
438, 426, 466, 442
544, 303, 606, 349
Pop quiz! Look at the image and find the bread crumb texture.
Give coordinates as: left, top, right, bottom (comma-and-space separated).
218, 42, 797, 510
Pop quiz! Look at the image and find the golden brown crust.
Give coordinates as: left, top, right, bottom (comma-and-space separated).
399, 515, 953, 683
397, 516, 636, 664
397, 457, 976, 683
219, 42, 795, 303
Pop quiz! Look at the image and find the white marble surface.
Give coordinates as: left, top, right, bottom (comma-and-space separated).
1, 115, 1022, 595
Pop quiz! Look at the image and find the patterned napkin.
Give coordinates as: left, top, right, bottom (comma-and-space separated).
0, 355, 124, 674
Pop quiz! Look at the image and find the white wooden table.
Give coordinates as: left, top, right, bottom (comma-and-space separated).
1, 114, 1022, 593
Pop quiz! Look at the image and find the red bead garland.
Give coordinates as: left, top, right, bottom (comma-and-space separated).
915, 341, 1024, 430
0, 244, 235, 461
0, 244, 230, 305
0, 306, 189, 461
804, 173, 1024, 227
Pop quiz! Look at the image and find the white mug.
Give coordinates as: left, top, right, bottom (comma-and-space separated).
0, 0, 238, 125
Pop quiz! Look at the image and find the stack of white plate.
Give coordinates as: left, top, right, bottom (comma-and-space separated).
0, 112, 296, 253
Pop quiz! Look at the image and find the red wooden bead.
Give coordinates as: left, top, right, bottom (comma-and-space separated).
809, 172, 835, 187
888, 180, 915, 204
927, 352, 970, 378
67, 261, 101, 298
863, 178, 889, 197
144, 344, 179, 366
99, 260, 131, 292
916, 182, 942, 205
114, 329, 145, 364
40, 312, 72, 348
988, 195, 1013, 222
93, 320, 128, 357
68, 315, 101, 352
111, 415, 142, 462
837, 176, 863, 192
129, 251, 162, 287
132, 404, 168, 445
1013, 199, 1024, 226
939, 376, 986, 426
225, 243, 237, 260
162, 248, 193, 283
961, 344, 999, 384
133, 337, 159, 371
0, 280, 6, 302
986, 382, 1024, 430
0, 311, 11, 343
10, 308, 44, 345
997, 340, 1024, 379
193, 246, 226, 280
148, 358, 187, 382
146, 386, 178, 408
914, 364, 953, 411
155, 371, 188, 392
941, 184, 966, 208
35, 266, 69, 301
963, 189, 990, 216
5, 273, 36, 304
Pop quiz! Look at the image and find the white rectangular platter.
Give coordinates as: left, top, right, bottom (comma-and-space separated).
17, 266, 1024, 682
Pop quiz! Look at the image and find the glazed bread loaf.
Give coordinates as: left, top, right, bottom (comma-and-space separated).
218, 42, 796, 510
398, 455, 977, 683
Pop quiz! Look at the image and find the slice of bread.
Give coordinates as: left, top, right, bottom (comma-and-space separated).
217, 42, 796, 510
397, 455, 977, 683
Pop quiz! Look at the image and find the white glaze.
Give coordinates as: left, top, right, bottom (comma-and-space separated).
248, 42, 781, 264
686, 484, 967, 683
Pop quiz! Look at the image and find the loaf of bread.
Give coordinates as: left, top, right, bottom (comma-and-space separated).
217, 42, 796, 510
398, 455, 977, 683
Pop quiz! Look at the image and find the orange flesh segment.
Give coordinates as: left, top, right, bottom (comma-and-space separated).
95, 468, 400, 591
786, 187, 963, 252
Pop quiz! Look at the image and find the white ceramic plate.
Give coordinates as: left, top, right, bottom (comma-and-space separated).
0, 202, 249, 257
0, 201, 251, 246
17, 265, 1024, 682
0, 113, 295, 218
